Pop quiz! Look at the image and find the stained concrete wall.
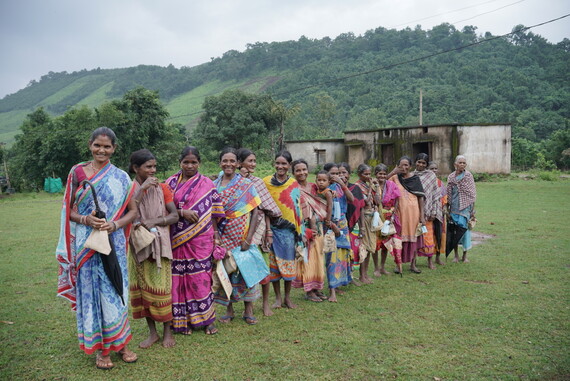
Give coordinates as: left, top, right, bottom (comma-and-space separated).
285, 139, 345, 171
457, 125, 511, 174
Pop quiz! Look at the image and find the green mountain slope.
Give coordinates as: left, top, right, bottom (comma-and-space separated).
1, 23, 568, 149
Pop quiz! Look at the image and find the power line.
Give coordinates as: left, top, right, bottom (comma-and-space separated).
451, 0, 526, 25
167, 14, 570, 121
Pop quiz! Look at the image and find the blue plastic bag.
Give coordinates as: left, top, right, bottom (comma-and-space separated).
231, 245, 270, 288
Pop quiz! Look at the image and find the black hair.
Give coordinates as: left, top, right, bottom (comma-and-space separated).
356, 163, 371, 175
338, 162, 351, 173
179, 146, 201, 163
316, 170, 330, 179
236, 148, 255, 163
90, 127, 116, 145
398, 155, 412, 166
415, 153, 429, 162
291, 159, 308, 173
374, 164, 388, 173
129, 149, 156, 174
275, 150, 293, 163
219, 147, 237, 161
323, 162, 338, 172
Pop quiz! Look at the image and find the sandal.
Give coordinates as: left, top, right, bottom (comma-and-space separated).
218, 315, 234, 324
305, 294, 322, 303
119, 348, 138, 363
96, 354, 114, 370
205, 324, 218, 335
410, 267, 422, 274
242, 316, 258, 325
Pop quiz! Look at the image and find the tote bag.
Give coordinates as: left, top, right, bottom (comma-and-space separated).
231, 245, 270, 288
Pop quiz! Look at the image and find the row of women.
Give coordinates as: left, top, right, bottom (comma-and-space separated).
55, 127, 476, 370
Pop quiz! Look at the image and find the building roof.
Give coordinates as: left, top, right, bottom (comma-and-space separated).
344, 122, 511, 134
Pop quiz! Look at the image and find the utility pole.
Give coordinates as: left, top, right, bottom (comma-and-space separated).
419, 88, 423, 125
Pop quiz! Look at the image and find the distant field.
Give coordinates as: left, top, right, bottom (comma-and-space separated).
0, 179, 568, 380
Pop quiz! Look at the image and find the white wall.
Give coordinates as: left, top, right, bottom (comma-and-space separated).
458, 125, 511, 174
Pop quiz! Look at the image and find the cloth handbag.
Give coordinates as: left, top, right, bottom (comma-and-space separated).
468, 216, 477, 230
415, 223, 424, 237
231, 245, 270, 288
222, 249, 238, 274
84, 228, 112, 255
358, 244, 368, 263
323, 230, 337, 253
371, 210, 382, 231
130, 225, 156, 254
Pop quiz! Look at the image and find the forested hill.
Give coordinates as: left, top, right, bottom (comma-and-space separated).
1, 23, 569, 167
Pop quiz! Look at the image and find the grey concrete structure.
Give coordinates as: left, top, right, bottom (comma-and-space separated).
285, 123, 511, 175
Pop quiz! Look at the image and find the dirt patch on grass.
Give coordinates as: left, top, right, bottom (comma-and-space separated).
464, 279, 495, 284
471, 231, 496, 246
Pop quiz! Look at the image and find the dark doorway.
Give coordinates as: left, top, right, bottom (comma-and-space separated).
380, 144, 394, 167
412, 142, 432, 161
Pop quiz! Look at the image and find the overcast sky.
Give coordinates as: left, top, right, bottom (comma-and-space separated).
0, 0, 568, 99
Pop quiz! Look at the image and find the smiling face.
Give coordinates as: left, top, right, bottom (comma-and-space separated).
293, 162, 309, 183
134, 159, 157, 182
316, 173, 330, 191
338, 166, 350, 184
180, 153, 200, 179
89, 135, 115, 165
328, 166, 339, 177
274, 156, 290, 178
399, 159, 411, 173
415, 159, 427, 172
375, 170, 387, 183
240, 154, 257, 174
220, 152, 238, 176
358, 168, 371, 183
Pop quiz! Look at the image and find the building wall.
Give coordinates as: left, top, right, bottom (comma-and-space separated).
285, 140, 345, 170
457, 125, 511, 174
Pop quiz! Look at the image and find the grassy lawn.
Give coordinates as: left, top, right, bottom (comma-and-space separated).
0, 179, 568, 380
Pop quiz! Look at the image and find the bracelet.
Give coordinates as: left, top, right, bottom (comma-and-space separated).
244, 239, 251, 245
80, 215, 86, 225
112, 221, 118, 232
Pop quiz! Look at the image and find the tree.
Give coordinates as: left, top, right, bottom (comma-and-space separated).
194, 89, 280, 158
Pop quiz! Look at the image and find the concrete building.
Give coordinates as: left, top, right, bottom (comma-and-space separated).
285, 123, 511, 175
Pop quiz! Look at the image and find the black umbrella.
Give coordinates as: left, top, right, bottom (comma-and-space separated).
81, 180, 125, 305
445, 218, 468, 258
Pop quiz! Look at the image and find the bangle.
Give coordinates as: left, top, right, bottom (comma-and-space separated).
244, 239, 251, 245
112, 221, 118, 231
80, 215, 86, 225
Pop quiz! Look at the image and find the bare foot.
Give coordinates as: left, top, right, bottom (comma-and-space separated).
435, 259, 445, 265
263, 303, 274, 317
351, 279, 362, 286
271, 300, 283, 309
96, 353, 114, 370
139, 333, 160, 349
162, 330, 176, 348
284, 297, 297, 309
452, 257, 459, 263
380, 268, 390, 275
428, 264, 436, 270
373, 270, 382, 277
462, 258, 470, 263
336, 289, 345, 295
361, 277, 373, 284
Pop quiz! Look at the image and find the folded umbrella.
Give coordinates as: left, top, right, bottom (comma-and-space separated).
81, 180, 125, 305
445, 219, 467, 258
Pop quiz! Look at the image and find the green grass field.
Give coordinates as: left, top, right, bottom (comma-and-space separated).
0, 179, 568, 380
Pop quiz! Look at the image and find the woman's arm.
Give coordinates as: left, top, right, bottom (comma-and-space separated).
241, 207, 262, 250
339, 183, 354, 203
418, 196, 425, 224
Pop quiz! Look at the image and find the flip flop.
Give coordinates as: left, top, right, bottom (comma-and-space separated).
218, 315, 235, 323
119, 349, 138, 363
242, 316, 258, 325
205, 324, 218, 335
305, 295, 322, 303
410, 268, 422, 274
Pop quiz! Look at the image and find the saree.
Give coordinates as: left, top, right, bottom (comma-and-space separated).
390, 175, 423, 263
347, 183, 365, 263
56, 161, 135, 355
414, 170, 443, 258
129, 183, 173, 323
166, 172, 225, 333
435, 178, 447, 255
293, 184, 327, 292
214, 174, 262, 305
264, 175, 303, 282
353, 180, 378, 254
325, 184, 352, 289
448, 171, 476, 251
377, 180, 403, 265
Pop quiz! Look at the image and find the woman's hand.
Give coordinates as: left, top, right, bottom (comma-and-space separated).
87, 211, 107, 230
181, 209, 199, 223
330, 174, 342, 184
240, 239, 251, 251
140, 218, 157, 230
100, 220, 117, 232
141, 176, 159, 191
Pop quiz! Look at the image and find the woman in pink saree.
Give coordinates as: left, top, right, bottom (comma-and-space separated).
166, 146, 225, 335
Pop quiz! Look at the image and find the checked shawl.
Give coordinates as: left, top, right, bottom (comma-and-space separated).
447, 170, 476, 211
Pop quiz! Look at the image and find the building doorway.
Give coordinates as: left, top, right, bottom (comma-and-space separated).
412, 142, 432, 161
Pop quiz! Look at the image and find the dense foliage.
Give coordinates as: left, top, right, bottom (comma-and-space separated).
8, 88, 184, 190
1, 23, 569, 171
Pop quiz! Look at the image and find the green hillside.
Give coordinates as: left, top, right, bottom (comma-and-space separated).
1, 23, 568, 168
